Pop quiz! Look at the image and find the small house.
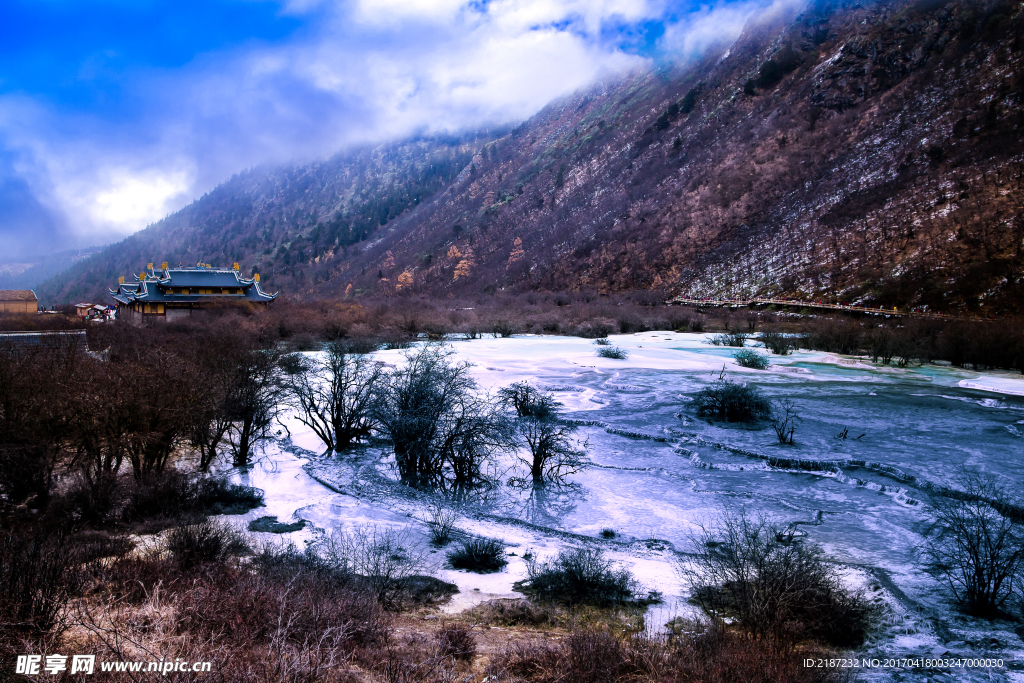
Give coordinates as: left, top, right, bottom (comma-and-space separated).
0, 290, 39, 314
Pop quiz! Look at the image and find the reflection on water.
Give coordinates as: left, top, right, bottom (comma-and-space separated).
503, 481, 585, 526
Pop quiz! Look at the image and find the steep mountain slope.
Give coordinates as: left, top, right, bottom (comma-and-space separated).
35, 131, 500, 304
40, 0, 1024, 313
340, 0, 1023, 313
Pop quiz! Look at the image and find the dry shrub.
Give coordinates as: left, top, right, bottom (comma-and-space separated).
436, 623, 476, 661
425, 503, 459, 546
485, 629, 646, 683
90, 553, 173, 603
70, 537, 390, 683
467, 598, 564, 628
120, 470, 263, 525
353, 632, 466, 683
0, 527, 82, 635
562, 629, 647, 681
660, 622, 850, 683
165, 518, 249, 569
322, 526, 430, 608
174, 568, 387, 649
0, 527, 139, 677
71, 578, 377, 683
486, 624, 849, 683
683, 511, 876, 648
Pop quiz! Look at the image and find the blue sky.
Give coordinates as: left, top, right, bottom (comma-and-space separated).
0, 0, 770, 258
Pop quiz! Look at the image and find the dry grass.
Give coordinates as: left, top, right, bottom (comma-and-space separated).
5, 542, 855, 683
485, 623, 851, 683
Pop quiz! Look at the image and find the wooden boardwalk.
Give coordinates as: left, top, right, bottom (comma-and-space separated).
671, 297, 990, 322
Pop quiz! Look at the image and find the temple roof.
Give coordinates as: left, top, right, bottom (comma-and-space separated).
154, 270, 253, 288
109, 267, 277, 305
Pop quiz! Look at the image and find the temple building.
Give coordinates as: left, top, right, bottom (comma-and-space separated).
110, 262, 277, 322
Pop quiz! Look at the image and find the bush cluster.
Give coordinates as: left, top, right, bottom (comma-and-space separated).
692, 380, 772, 422
248, 515, 307, 533
447, 537, 508, 573
166, 518, 250, 569
797, 317, 1023, 371
596, 345, 629, 359
709, 332, 748, 347
119, 472, 264, 522
684, 512, 877, 648
524, 547, 637, 606
733, 349, 770, 369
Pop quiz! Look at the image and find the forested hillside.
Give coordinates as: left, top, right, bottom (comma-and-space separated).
40, 0, 1024, 313
36, 132, 500, 304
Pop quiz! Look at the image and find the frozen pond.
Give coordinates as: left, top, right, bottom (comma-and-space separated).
222, 332, 1024, 681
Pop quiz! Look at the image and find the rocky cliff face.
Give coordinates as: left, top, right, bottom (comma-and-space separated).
41, 0, 1024, 313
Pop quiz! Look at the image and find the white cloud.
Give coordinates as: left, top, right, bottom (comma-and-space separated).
354, 0, 468, 24
81, 169, 194, 232
0, 0, 782, 257
660, 0, 803, 59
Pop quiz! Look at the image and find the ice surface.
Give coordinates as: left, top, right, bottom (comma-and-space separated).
959, 375, 1024, 396
221, 333, 1024, 681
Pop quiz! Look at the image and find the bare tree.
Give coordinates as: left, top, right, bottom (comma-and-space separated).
283, 342, 383, 453
758, 330, 791, 355
867, 326, 899, 365
106, 347, 202, 480
0, 336, 86, 506
770, 399, 800, 445
226, 346, 284, 467
924, 471, 1024, 618
67, 360, 135, 517
372, 344, 514, 489
498, 381, 560, 419
436, 399, 514, 490
518, 418, 588, 483
499, 382, 587, 483
185, 344, 237, 472
187, 379, 232, 472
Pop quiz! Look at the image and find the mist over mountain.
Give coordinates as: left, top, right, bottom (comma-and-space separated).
0, 248, 104, 293
39, 0, 1024, 314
